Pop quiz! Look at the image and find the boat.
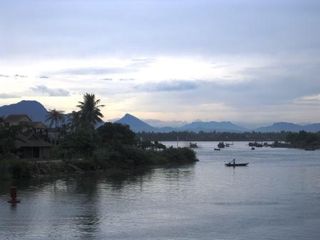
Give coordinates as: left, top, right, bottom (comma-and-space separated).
225, 159, 248, 167
248, 142, 263, 147
225, 162, 249, 167
251, 147, 255, 150
214, 148, 221, 151
304, 147, 316, 151
217, 142, 225, 148
189, 142, 198, 148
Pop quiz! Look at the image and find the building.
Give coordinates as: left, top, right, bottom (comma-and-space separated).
4, 114, 51, 159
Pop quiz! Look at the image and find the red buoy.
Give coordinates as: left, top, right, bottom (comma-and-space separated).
8, 186, 20, 204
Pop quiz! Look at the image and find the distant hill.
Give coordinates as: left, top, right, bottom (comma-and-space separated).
115, 113, 156, 132
256, 122, 320, 132
179, 121, 247, 132
0, 100, 48, 122
115, 114, 247, 133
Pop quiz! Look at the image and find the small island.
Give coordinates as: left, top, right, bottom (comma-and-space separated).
0, 94, 198, 179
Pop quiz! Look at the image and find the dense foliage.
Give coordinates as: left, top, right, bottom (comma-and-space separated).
285, 131, 320, 149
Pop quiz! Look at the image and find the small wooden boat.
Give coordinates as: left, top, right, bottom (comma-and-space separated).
225, 159, 248, 167
225, 162, 248, 167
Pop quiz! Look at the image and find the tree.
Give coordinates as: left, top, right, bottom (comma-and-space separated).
67, 111, 81, 131
97, 122, 136, 146
46, 109, 65, 128
77, 93, 104, 128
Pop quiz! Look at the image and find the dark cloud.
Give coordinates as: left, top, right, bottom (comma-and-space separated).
31, 85, 70, 96
135, 80, 198, 92
0, 93, 20, 98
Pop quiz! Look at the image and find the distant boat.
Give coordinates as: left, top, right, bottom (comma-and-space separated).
304, 147, 316, 151
214, 148, 221, 151
225, 159, 248, 167
189, 142, 198, 148
218, 142, 225, 148
249, 142, 263, 147
225, 143, 230, 147
251, 147, 255, 150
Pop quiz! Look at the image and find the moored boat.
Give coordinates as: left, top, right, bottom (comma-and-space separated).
189, 142, 198, 148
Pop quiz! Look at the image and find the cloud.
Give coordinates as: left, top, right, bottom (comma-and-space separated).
119, 78, 135, 81
0, 93, 20, 98
14, 74, 27, 78
30, 85, 70, 96
0, 74, 9, 78
135, 80, 198, 92
53, 67, 129, 75
39, 75, 49, 79
294, 94, 320, 105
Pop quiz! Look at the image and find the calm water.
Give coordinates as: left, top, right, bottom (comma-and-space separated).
1, 142, 320, 240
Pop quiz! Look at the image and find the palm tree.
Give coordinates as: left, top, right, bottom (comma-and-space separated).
67, 110, 81, 131
46, 109, 65, 128
77, 93, 104, 128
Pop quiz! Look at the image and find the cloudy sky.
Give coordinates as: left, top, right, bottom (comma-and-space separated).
0, 0, 319, 126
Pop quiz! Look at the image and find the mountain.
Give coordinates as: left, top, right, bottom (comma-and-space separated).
0, 100, 48, 122
115, 113, 156, 132
303, 123, 320, 132
115, 114, 247, 133
144, 119, 187, 128
256, 122, 320, 132
179, 121, 247, 132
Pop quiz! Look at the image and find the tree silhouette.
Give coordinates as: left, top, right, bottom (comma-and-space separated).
77, 93, 104, 128
46, 109, 65, 128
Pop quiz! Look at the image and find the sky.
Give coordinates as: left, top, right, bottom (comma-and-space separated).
0, 0, 320, 126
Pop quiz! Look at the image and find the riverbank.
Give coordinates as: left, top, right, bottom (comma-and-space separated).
0, 147, 198, 180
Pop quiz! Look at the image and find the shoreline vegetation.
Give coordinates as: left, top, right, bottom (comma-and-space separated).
138, 131, 320, 150
0, 94, 197, 180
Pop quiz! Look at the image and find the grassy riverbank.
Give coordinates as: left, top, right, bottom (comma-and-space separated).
0, 146, 197, 180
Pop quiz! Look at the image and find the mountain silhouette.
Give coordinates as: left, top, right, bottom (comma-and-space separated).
179, 121, 247, 132
0, 100, 48, 122
115, 113, 156, 132
115, 113, 247, 132
256, 122, 320, 132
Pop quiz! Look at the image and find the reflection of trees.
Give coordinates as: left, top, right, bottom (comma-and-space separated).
107, 168, 155, 192
162, 163, 196, 189
2, 164, 196, 239
71, 175, 100, 240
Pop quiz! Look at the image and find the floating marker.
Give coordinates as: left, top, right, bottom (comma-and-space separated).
8, 186, 20, 204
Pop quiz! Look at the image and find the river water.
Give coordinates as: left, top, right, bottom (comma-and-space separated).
0, 141, 320, 240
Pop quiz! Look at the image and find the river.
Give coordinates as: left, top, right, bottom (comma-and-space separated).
1, 141, 320, 240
